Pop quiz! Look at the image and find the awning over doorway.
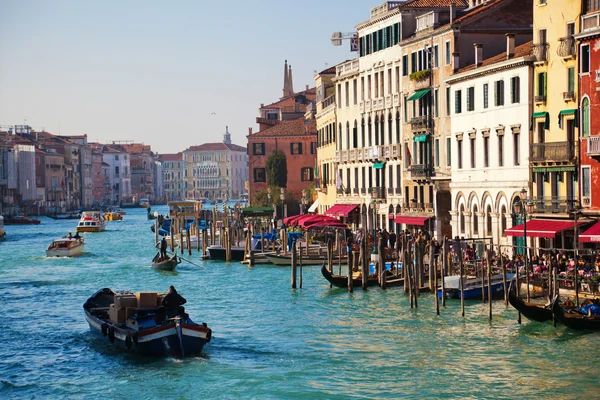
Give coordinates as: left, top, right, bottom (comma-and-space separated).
531, 111, 550, 130
372, 162, 385, 169
504, 219, 584, 238
394, 215, 429, 226
413, 134, 428, 142
532, 166, 576, 173
307, 199, 319, 213
558, 109, 578, 129
407, 88, 430, 101
325, 204, 358, 218
580, 221, 600, 243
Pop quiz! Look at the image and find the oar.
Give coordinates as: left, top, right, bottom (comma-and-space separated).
165, 250, 204, 269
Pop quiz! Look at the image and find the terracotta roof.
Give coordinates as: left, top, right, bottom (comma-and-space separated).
452, 0, 503, 25
402, 0, 468, 7
261, 88, 316, 109
319, 66, 337, 75
160, 153, 183, 161
455, 41, 533, 74
249, 118, 317, 138
184, 142, 246, 153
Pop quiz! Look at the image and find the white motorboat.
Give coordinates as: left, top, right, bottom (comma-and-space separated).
76, 211, 106, 232
46, 237, 85, 257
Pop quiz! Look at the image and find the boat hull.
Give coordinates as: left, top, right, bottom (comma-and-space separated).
266, 254, 346, 266
552, 296, 600, 330
76, 226, 105, 232
46, 244, 85, 257
207, 246, 245, 261
321, 265, 379, 288
437, 274, 515, 300
508, 284, 552, 322
152, 255, 180, 271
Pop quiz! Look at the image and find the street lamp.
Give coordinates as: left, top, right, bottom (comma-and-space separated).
280, 188, 285, 224
301, 189, 307, 214
513, 188, 534, 302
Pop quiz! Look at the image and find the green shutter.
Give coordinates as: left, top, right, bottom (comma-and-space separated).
568, 68, 575, 93
543, 72, 547, 97
466, 88, 471, 111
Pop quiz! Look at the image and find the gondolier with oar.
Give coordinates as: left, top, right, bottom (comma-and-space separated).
160, 236, 168, 260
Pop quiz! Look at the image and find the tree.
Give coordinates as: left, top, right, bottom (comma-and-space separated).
266, 150, 287, 188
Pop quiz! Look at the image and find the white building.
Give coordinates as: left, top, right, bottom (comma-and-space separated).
445, 38, 533, 246
102, 147, 131, 203
162, 153, 184, 201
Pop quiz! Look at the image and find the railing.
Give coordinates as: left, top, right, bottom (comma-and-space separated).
357, 148, 364, 161
359, 101, 365, 113
373, 98, 384, 111
365, 100, 371, 112
411, 116, 432, 131
530, 141, 576, 162
387, 187, 394, 194
385, 95, 392, 109
557, 36, 575, 58
395, 187, 402, 195
341, 150, 349, 163
534, 95, 546, 104
336, 59, 359, 76
383, 145, 391, 159
588, 136, 600, 155
360, 188, 366, 195
370, 1, 404, 18
409, 164, 434, 178
353, 188, 359, 195
335, 151, 341, 163
529, 196, 572, 214
349, 149, 356, 163
393, 93, 400, 107
531, 43, 549, 62
390, 144, 401, 159
371, 187, 385, 200
321, 95, 336, 109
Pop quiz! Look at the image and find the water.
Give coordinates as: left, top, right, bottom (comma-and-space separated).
0, 208, 598, 399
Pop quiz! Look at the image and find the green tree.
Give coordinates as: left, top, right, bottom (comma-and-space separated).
266, 150, 287, 188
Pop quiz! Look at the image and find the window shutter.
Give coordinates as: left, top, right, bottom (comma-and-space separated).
298, 142, 303, 154
494, 81, 499, 106
466, 88, 471, 111
542, 72, 547, 97
290, 143, 294, 154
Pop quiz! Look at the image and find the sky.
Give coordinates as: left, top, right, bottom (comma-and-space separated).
0, 0, 367, 154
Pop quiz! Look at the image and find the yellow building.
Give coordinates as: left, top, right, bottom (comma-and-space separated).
530, 0, 581, 220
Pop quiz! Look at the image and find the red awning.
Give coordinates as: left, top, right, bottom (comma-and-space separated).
388, 214, 395, 219
394, 216, 429, 226
325, 204, 358, 217
504, 219, 584, 238
580, 221, 600, 243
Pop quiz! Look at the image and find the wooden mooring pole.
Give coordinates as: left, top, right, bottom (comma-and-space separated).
291, 241, 297, 289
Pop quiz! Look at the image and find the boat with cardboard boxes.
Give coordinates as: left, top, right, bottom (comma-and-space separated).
83, 287, 212, 357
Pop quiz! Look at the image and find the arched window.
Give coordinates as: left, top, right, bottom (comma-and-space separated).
582, 97, 590, 137
388, 113, 393, 144
353, 120, 358, 149
473, 205, 479, 235
396, 111, 401, 143
486, 205, 492, 236
368, 117, 372, 147
460, 204, 465, 234
501, 205, 507, 233
380, 115, 385, 145
338, 123, 343, 150
346, 122, 350, 150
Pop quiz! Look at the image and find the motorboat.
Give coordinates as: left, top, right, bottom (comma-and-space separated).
83, 288, 211, 357
206, 245, 246, 261
4, 215, 41, 225
76, 211, 106, 232
437, 273, 516, 300
104, 212, 123, 221
46, 237, 85, 257
139, 198, 150, 208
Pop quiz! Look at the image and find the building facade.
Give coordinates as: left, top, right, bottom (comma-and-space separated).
162, 153, 185, 201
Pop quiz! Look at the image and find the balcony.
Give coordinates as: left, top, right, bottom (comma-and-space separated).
582, 12, 600, 32
393, 93, 400, 107
529, 197, 572, 214
534, 95, 546, 104
387, 187, 394, 195
356, 148, 364, 162
360, 188, 366, 195
530, 141, 576, 163
365, 100, 371, 112
336, 59, 359, 77
531, 43, 549, 63
385, 95, 392, 109
588, 136, 600, 156
353, 188, 358, 195
409, 164, 434, 179
557, 36, 575, 58
359, 101, 365, 113
395, 187, 402, 195
411, 116, 432, 132
321, 95, 335, 110
563, 91, 575, 102
370, 187, 385, 200
373, 98, 384, 111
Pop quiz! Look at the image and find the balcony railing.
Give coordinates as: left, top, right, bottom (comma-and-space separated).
395, 187, 402, 195
353, 188, 358, 195
393, 93, 400, 107
360, 188, 366, 195
387, 187, 394, 194
563, 91, 575, 101
370, 187, 385, 200
321, 95, 335, 109
531, 43, 549, 62
588, 136, 600, 156
557, 36, 575, 58
534, 95, 546, 104
411, 116, 432, 131
409, 164, 434, 178
529, 196, 572, 214
530, 141, 576, 163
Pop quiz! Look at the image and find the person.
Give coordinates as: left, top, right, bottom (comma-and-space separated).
74, 232, 81, 240
67, 232, 73, 239
389, 231, 397, 250
160, 236, 168, 260
162, 286, 187, 317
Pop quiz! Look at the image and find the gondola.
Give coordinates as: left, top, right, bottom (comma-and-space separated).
152, 253, 180, 271
321, 265, 379, 288
508, 282, 552, 322
551, 296, 600, 331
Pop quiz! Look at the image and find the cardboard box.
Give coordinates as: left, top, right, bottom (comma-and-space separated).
114, 295, 137, 310
125, 307, 137, 319
109, 304, 126, 324
136, 292, 158, 308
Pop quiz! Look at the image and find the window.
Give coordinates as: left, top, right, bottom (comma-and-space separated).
404, 95, 408, 121
537, 72, 547, 98
513, 132, 520, 165
470, 137, 476, 168
582, 166, 591, 197
498, 133, 504, 167
486, 205, 492, 236
511, 76, 520, 103
435, 138, 440, 167
495, 80, 505, 106
433, 45, 439, 68
361, 77, 365, 101
446, 87, 451, 116
310, 142, 317, 154
483, 83, 489, 109
588, 0, 600, 12
301, 167, 313, 182
455, 90, 462, 114
434, 88, 439, 118
460, 205, 465, 233
582, 97, 590, 137
115, 166, 119, 177
568, 67, 575, 94
483, 136, 489, 168
473, 205, 479, 235
267, 113, 277, 120
404, 143, 410, 169
291, 142, 303, 155
446, 137, 451, 166
253, 143, 265, 155
253, 168, 266, 182
402, 55, 408, 76
411, 52, 417, 73
582, 44, 590, 74
467, 87, 475, 111
115, 155, 119, 160
395, 66, 400, 92
388, 69, 392, 94
353, 79, 358, 105
345, 81, 350, 107
457, 138, 463, 169
445, 41, 451, 65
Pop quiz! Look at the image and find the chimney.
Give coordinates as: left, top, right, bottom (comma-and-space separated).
283, 60, 289, 97
288, 64, 294, 94
306, 84, 309, 90
248, 127, 252, 136
450, 2, 455, 24
506, 33, 515, 59
453, 52, 460, 72
474, 44, 483, 67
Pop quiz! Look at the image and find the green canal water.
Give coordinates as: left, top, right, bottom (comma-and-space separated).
0, 207, 598, 399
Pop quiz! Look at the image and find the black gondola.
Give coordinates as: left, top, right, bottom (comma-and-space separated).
321, 265, 378, 288
508, 282, 552, 322
551, 295, 600, 331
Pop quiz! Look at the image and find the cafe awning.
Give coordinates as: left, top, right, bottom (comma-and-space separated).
580, 221, 600, 243
504, 219, 584, 238
407, 88, 431, 101
394, 215, 429, 226
325, 204, 358, 218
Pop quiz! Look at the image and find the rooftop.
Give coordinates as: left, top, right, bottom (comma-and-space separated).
249, 118, 316, 138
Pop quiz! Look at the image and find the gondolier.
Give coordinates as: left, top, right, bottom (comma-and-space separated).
160, 237, 168, 259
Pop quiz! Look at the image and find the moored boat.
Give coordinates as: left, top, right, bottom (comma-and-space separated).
139, 198, 150, 208
152, 253, 180, 271
266, 253, 347, 266
46, 237, 85, 257
104, 212, 123, 221
551, 296, 600, 331
206, 245, 245, 261
437, 273, 516, 300
4, 215, 41, 225
508, 282, 552, 322
76, 211, 106, 232
83, 288, 211, 357
321, 265, 379, 288
0, 216, 5, 242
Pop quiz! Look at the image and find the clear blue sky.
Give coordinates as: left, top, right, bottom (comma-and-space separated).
0, 0, 368, 154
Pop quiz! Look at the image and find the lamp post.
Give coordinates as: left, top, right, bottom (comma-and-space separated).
371, 200, 379, 259
280, 188, 285, 225
513, 188, 534, 302
301, 189, 307, 214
